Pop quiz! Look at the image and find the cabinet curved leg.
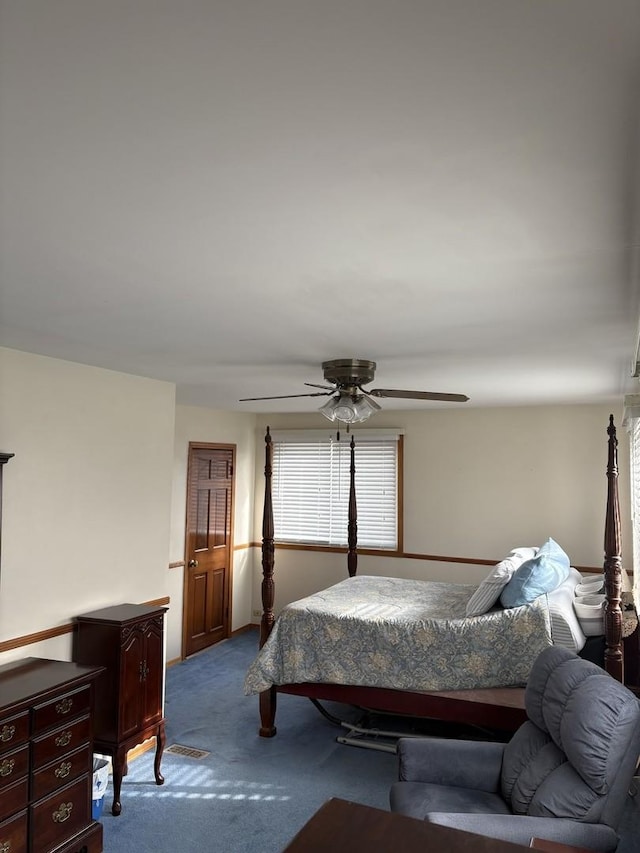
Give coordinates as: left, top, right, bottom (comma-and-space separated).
111, 747, 127, 816
154, 721, 166, 785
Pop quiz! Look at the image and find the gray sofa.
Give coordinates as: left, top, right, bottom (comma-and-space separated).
389, 646, 640, 851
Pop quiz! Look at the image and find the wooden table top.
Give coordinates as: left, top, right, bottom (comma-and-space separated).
281, 797, 536, 853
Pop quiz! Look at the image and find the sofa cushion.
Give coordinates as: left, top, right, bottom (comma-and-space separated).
391, 781, 511, 819
560, 674, 640, 795
519, 646, 640, 813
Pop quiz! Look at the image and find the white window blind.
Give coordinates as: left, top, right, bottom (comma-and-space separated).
271, 430, 400, 549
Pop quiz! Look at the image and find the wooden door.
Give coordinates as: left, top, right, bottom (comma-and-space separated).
183, 444, 234, 658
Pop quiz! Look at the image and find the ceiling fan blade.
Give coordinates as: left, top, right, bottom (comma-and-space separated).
239, 391, 334, 401
368, 388, 469, 403
304, 382, 335, 391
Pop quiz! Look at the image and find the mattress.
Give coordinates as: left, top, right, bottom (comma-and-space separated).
244, 574, 553, 695
546, 568, 587, 651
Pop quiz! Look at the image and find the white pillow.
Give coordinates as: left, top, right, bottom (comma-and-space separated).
466, 547, 538, 617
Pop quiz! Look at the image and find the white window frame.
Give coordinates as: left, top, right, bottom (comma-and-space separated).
270, 429, 402, 550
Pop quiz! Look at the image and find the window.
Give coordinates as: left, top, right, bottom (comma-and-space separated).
271, 429, 402, 550
629, 416, 640, 606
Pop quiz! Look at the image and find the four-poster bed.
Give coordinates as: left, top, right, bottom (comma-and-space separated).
249, 415, 637, 737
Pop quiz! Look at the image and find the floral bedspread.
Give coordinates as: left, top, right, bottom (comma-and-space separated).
243, 575, 552, 695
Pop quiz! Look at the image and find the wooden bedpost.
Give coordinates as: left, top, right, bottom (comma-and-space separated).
347, 434, 358, 577
259, 426, 277, 737
260, 427, 276, 648
604, 414, 624, 682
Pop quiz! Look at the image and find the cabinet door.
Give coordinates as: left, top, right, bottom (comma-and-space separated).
141, 618, 164, 727
119, 627, 145, 739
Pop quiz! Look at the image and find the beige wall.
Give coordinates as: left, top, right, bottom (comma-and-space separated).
0, 351, 258, 668
168, 404, 257, 661
250, 404, 629, 614
0, 346, 629, 667
0, 347, 175, 665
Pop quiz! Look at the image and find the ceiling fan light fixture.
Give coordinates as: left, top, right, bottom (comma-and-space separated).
319, 393, 381, 424
351, 394, 381, 421
318, 397, 339, 422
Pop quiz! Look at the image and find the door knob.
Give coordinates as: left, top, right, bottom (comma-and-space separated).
188, 559, 198, 568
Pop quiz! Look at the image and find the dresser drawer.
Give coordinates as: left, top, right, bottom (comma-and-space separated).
0, 775, 28, 823
54, 820, 103, 853
32, 717, 91, 770
0, 714, 29, 755
0, 745, 29, 793
0, 807, 27, 853
33, 687, 91, 735
32, 744, 91, 801
31, 774, 90, 853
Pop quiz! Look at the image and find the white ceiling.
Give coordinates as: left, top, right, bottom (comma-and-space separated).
1, 0, 640, 415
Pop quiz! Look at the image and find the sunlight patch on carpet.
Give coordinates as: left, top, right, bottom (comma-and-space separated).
123, 789, 291, 801
165, 744, 210, 759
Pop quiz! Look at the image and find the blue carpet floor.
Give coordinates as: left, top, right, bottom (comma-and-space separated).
101, 629, 397, 852
100, 629, 640, 852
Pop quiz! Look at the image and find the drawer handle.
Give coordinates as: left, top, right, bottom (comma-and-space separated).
55, 698, 73, 715
55, 761, 72, 779
0, 725, 15, 743
52, 802, 73, 823
0, 841, 11, 852
55, 731, 72, 747
0, 759, 14, 778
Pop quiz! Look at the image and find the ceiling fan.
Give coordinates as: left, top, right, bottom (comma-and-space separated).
239, 358, 469, 424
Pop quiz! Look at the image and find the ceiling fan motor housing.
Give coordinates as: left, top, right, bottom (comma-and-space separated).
322, 359, 376, 390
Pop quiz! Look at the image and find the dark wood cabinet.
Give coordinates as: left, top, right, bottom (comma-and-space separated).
73, 603, 167, 816
0, 656, 103, 853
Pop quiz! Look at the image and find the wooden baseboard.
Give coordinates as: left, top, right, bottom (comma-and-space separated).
231, 624, 257, 637
167, 623, 257, 667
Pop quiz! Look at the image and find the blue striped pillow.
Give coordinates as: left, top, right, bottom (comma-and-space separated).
465, 547, 537, 616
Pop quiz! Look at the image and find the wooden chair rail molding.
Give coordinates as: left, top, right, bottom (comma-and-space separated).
171, 544, 611, 576
0, 595, 170, 654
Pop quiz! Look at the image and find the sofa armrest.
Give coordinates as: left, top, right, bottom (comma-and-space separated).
426, 813, 619, 853
396, 737, 505, 792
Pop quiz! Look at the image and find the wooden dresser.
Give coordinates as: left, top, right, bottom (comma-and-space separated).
0, 657, 104, 853
73, 603, 167, 816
